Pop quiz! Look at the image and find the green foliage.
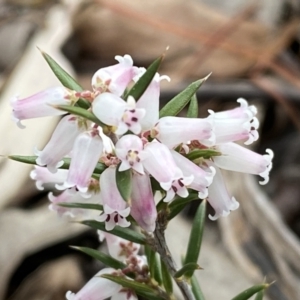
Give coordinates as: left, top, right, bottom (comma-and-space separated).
160, 258, 173, 295
174, 262, 201, 279
191, 274, 206, 300
58, 202, 103, 211
186, 149, 221, 160
231, 284, 269, 300
187, 93, 199, 118
116, 164, 132, 202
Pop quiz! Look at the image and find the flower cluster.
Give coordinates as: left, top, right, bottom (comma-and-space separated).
12, 54, 273, 231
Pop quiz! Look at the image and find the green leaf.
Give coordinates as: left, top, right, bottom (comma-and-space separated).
53, 104, 105, 127
81, 220, 146, 244
191, 274, 206, 300
174, 262, 201, 278
124, 55, 163, 100
187, 93, 198, 118
184, 200, 206, 278
145, 245, 162, 285
71, 246, 126, 270
160, 258, 173, 295
58, 202, 103, 211
101, 274, 165, 300
8, 155, 106, 174
254, 290, 264, 300
231, 284, 269, 300
159, 74, 210, 118
40, 50, 89, 109
186, 149, 221, 160
168, 192, 199, 220
116, 164, 132, 202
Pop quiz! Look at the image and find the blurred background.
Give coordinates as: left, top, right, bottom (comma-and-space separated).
1, 0, 300, 299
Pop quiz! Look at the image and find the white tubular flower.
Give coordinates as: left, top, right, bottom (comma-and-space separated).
99, 231, 140, 262
11, 87, 73, 128
115, 134, 147, 174
171, 150, 215, 199
66, 268, 121, 300
35, 115, 84, 173
92, 54, 138, 96
154, 116, 215, 149
48, 188, 99, 219
131, 173, 157, 232
56, 127, 104, 193
96, 167, 130, 231
207, 164, 239, 221
143, 141, 193, 202
214, 142, 274, 185
134, 69, 170, 131
30, 166, 68, 190
92, 93, 145, 135
209, 98, 259, 145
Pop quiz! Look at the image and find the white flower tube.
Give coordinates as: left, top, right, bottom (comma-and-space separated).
35, 115, 84, 173
11, 87, 73, 128
207, 164, 239, 220
154, 116, 215, 148
214, 142, 274, 185
96, 167, 130, 231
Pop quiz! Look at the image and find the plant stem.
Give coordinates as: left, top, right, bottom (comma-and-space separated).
148, 210, 195, 300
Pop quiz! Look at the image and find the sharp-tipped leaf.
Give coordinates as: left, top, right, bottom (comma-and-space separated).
187, 93, 198, 118
174, 263, 201, 279
101, 275, 165, 300
168, 192, 199, 220
184, 200, 206, 278
231, 284, 269, 300
53, 105, 104, 127
160, 258, 173, 295
116, 165, 132, 202
40, 50, 89, 108
191, 274, 206, 300
159, 75, 209, 118
81, 220, 146, 244
186, 149, 221, 160
145, 245, 162, 285
124, 55, 163, 100
71, 246, 126, 269
59, 202, 103, 211
254, 290, 264, 300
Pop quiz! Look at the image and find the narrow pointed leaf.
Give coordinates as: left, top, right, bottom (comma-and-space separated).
191, 274, 205, 300
186, 149, 221, 160
116, 164, 132, 202
53, 104, 105, 127
254, 290, 264, 300
101, 274, 165, 300
160, 258, 173, 294
174, 262, 201, 278
8, 155, 106, 174
231, 284, 269, 300
81, 220, 146, 244
153, 253, 163, 285
59, 202, 103, 211
40, 50, 89, 108
145, 245, 162, 285
71, 246, 126, 269
168, 192, 199, 220
124, 55, 163, 100
184, 200, 207, 278
187, 93, 198, 118
159, 75, 210, 118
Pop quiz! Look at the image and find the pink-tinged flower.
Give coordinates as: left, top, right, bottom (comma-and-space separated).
66, 268, 121, 300
56, 127, 104, 193
115, 135, 147, 174
214, 142, 274, 185
11, 87, 74, 128
171, 150, 215, 199
153, 116, 215, 149
92, 55, 138, 96
92, 93, 145, 135
98, 231, 140, 261
134, 69, 170, 131
30, 166, 68, 190
208, 98, 259, 145
143, 141, 193, 202
131, 173, 157, 232
96, 167, 130, 231
207, 164, 239, 220
48, 188, 100, 219
35, 115, 85, 173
